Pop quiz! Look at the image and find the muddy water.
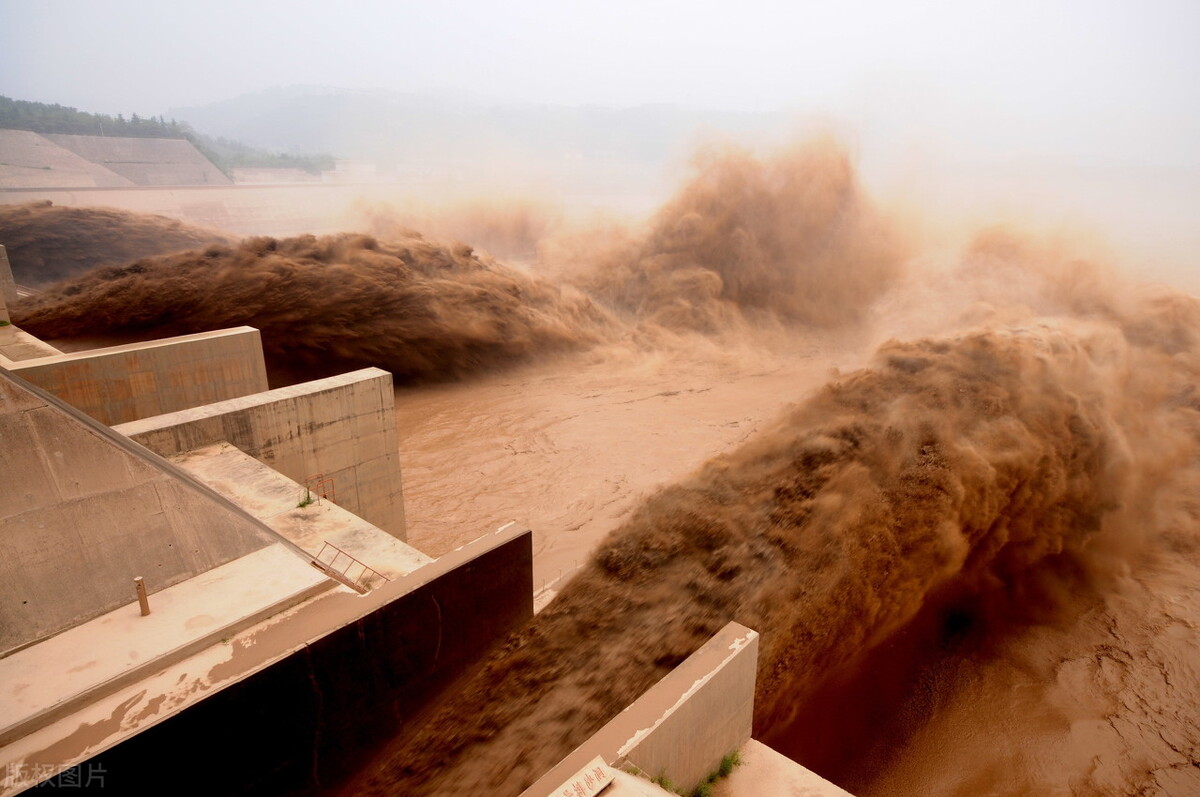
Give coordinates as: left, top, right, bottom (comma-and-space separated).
390, 328, 1200, 797
844, 540, 1200, 796
394, 337, 853, 593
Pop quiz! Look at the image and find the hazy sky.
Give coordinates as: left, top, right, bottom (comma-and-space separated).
2, 0, 1198, 277
1, 0, 1196, 119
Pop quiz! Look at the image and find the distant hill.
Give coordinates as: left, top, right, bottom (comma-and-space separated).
169, 85, 788, 171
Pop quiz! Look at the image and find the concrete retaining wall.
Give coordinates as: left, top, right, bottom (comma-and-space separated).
4, 327, 268, 425
42, 134, 231, 187
523, 622, 759, 797
0, 245, 15, 320
0, 369, 279, 655
114, 368, 406, 539
60, 527, 534, 794
0, 130, 134, 188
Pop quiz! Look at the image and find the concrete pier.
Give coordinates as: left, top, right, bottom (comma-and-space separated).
2, 327, 269, 425
116, 368, 408, 539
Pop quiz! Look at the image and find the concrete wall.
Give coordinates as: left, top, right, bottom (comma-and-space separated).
0, 130, 134, 189
4, 327, 268, 425
0, 325, 62, 362
523, 622, 759, 797
42, 134, 231, 187
114, 368, 406, 539
618, 625, 758, 791
0, 245, 15, 321
61, 527, 534, 794
0, 369, 280, 655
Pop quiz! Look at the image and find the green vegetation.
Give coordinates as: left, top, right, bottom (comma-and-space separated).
297, 488, 315, 509
651, 773, 678, 792
634, 749, 741, 797
0, 95, 335, 176
0, 320, 10, 327
685, 750, 741, 797
0, 95, 187, 138
190, 133, 334, 177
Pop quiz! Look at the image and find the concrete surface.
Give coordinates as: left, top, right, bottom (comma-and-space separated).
606, 772, 680, 796
115, 368, 407, 539
0, 543, 333, 747
169, 441, 430, 580
5, 327, 269, 425
42, 134, 230, 186
231, 167, 321, 184
0, 369, 284, 654
522, 623, 759, 797
0, 244, 17, 312
712, 740, 855, 797
618, 624, 758, 794
1, 526, 533, 794
541, 756, 678, 797
0, 324, 61, 361
0, 130, 133, 188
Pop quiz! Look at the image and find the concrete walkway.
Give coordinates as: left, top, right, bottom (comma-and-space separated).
170, 442, 432, 582
0, 324, 61, 363
0, 543, 332, 747
712, 739, 855, 797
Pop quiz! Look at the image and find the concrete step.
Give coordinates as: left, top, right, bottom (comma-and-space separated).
170, 442, 432, 581
0, 543, 332, 746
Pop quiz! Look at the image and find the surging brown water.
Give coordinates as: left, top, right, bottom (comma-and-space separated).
558, 137, 907, 333
11, 138, 1199, 795
0, 200, 230, 287
353, 265, 1200, 793
15, 231, 615, 384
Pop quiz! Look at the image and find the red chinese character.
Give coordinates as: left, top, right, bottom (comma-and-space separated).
593, 766, 606, 781
574, 782, 587, 797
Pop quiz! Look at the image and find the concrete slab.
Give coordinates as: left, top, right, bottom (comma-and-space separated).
521, 623, 759, 797
0, 130, 134, 189
0, 370, 280, 653
537, 757, 677, 797
7, 327, 268, 425
0, 543, 333, 747
170, 442, 431, 581
0, 245, 16, 318
0, 526, 530, 795
712, 739, 855, 797
607, 772, 680, 796
115, 368, 407, 539
41, 134, 229, 187
0, 324, 61, 362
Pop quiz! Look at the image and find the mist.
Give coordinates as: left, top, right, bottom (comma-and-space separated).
347, 205, 1200, 795
11, 132, 1199, 794
4, 1, 1196, 283
4, 2, 1199, 795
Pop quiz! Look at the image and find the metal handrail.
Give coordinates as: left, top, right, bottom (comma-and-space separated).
305, 473, 336, 504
